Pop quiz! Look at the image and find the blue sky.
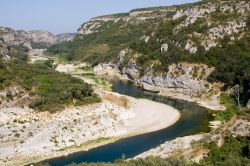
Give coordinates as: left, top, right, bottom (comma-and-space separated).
0, 0, 198, 34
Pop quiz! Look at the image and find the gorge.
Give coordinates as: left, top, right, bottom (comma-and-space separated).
0, 0, 250, 166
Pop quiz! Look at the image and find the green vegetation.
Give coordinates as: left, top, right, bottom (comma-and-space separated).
46, 19, 157, 66
186, 35, 250, 105
9, 45, 29, 62
215, 94, 239, 121
30, 41, 51, 49
1, 41, 100, 113
0, 62, 100, 112
47, 22, 250, 106
211, 9, 239, 22
200, 135, 250, 166
46, 1, 250, 105
87, 76, 111, 90
38, 156, 187, 166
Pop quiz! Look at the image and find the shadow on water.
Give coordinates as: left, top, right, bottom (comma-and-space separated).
40, 78, 213, 166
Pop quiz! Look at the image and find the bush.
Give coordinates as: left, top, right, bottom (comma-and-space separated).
200, 135, 250, 165
215, 94, 239, 121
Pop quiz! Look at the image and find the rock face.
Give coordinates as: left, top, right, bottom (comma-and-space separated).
0, 26, 74, 60
26, 30, 55, 44
78, 1, 250, 96
160, 43, 168, 53
54, 33, 75, 43
0, 39, 10, 60
139, 63, 213, 93
76, 0, 250, 52
94, 49, 213, 94
0, 26, 75, 48
0, 27, 55, 47
0, 99, 133, 165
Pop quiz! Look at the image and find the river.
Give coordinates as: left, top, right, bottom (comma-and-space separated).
41, 78, 213, 166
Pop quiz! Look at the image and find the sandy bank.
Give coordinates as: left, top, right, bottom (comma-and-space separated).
125, 97, 180, 136
0, 91, 180, 166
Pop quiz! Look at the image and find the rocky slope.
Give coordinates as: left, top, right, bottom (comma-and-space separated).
76, 0, 249, 52
135, 116, 250, 162
94, 48, 215, 94
0, 27, 54, 49
48, 0, 249, 106
0, 39, 9, 60
0, 94, 133, 165
54, 33, 74, 43
93, 48, 225, 111
0, 27, 75, 60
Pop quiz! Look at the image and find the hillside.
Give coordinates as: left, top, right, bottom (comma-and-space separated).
0, 0, 249, 165
47, 0, 250, 106
0, 27, 75, 47
54, 33, 75, 43
0, 26, 99, 113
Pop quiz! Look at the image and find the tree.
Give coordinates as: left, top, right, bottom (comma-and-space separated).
231, 84, 243, 108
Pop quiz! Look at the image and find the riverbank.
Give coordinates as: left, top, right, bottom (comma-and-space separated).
134, 134, 206, 161
157, 88, 225, 111
56, 62, 223, 112
94, 70, 225, 111
125, 97, 180, 137
0, 90, 180, 166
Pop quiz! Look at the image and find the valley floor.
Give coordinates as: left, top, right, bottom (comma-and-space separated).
0, 60, 224, 166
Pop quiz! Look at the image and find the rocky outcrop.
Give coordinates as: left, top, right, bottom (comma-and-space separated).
54, 33, 75, 42
26, 30, 54, 44
0, 27, 55, 48
134, 134, 205, 160
135, 116, 250, 161
0, 39, 10, 60
160, 43, 168, 53
76, 1, 250, 52
0, 26, 74, 60
247, 100, 250, 110
94, 49, 214, 95
139, 63, 213, 94
0, 99, 133, 166
80, 0, 248, 98
228, 119, 250, 137
0, 26, 74, 49
93, 63, 120, 76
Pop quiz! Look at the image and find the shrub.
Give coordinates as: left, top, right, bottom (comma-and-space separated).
201, 135, 250, 165
215, 94, 239, 121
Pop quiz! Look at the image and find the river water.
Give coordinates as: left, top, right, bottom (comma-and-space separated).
41, 78, 213, 166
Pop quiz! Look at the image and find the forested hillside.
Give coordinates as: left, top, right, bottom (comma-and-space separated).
47, 0, 250, 105
0, 29, 99, 113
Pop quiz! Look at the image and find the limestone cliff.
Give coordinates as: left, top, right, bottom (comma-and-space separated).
0, 27, 75, 60
54, 33, 75, 43
0, 27, 55, 49
94, 48, 214, 95
77, 0, 250, 53
50, 0, 249, 102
